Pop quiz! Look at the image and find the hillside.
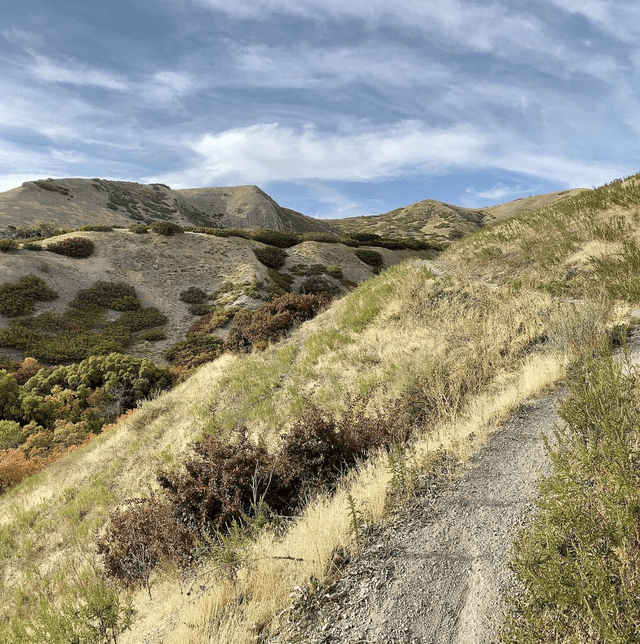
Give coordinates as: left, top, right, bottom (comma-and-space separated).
2, 175, 639, 644
0, 179, 331, 233
326, 188, 585, 244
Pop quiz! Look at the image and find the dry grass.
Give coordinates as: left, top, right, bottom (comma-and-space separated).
0, 253, 629, 642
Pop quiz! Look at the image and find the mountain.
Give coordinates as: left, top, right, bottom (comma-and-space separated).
325, 188, 587, 244
0, 178, 333, 234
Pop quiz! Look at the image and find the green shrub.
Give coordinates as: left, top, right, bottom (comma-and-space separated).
0, 274, 58, 317
354, 248, 384, 269
78, 224, 113, 232
188, 304, 212, 316
348, 232, 382, 244
70, 282, 140, 311
327, 265, 344, 279
267, 269, 294, 298
253, 246, 287, 269
179, 287, 208, 304
300, 232, 340, 243
504, 353, 640, 643
117, 307, 167, 332
7, 570, 134, 644
249, 229, 301, 248
188, 309, 234, 334
184, 226, 251, 239
149, 220, 183, 236
128, 224, 149, 234
140, 328, 167, 342
164, 333, 224, 370
0, 239, 18, 253
0, 421, 23, 449
299, 275, 342, 295
223, 293, 327, 354
47, 237, 95, 258
21, 241, 42, 251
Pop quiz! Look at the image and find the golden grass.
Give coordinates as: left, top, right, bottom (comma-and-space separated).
0, 251, 630, 641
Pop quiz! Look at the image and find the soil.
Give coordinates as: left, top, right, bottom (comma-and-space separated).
269, 322, 640, 644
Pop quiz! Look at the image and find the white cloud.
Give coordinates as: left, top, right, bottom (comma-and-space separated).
156, 121, 488, 187
150, 119, 634, 195
30, 53, 129, 90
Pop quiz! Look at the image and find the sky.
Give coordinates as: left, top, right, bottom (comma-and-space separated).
1, 0, 640, 219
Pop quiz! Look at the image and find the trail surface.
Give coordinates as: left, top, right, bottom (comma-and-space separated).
271, 324, 640, 644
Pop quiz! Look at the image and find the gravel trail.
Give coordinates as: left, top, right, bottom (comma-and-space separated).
273, 389, 563, 643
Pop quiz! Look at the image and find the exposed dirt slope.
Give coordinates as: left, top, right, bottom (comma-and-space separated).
0, 178, 330, 233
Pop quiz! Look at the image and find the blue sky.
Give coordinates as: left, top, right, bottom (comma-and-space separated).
1, 0, 639, 218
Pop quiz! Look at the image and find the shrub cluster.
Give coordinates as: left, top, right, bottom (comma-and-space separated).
504, 354, 640, 642
149, 220, 183, 236
78, 224, 113, 232
98, 397, 413, 585
97, 497, 197, 588
0, 274, 58, 317
128, 224, 149, 234
179, 287, 208, 304
0, 239, 18, 252
354, 248, 384, 269
47, 237, 95, 258
0, 353, 173, 471
249, 229, 300, 248
299, 275, 342, 295
70, 281, 140, 311
253, 246, 287, 269
21, 241, 42, 251
164, 333, 224, 371
223, 293, 328, 353
165, 294, 327, 372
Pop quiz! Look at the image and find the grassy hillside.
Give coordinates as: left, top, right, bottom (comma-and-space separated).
2, 174, 640, 643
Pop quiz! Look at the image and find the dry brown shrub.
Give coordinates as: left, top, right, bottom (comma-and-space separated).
0, 448, 45, 494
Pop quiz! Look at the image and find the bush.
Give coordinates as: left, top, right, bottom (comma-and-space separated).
78, 224, 113, 232
149, 221, 183, 236
188, 304, 211, 316
0, 448, 44, 494
223, 293, 327, 353
504, 354, 640, 642
47, 237, 95, 258
21, 241, 42, 251
0, 239, 18, 253
0, 420, 23, 449
348, 232, 382, 244
354, 248, 384, 269
188, 309, 234, 334
164, 334, 224, 370
299, 275, 342, 295
0, 274, 58, 317
128, 224, 149, 234
253, 246, 287, 270
117, 307, 167, 332
327, 265, 344, 279
267, 269, 294, 298
97, 496, 197, 587
179, 287, 208, 304
140, 328, 167, 342
300, 232, 340, 243
249, 229, 301, 248
157, 429, 278, 534
70, 282, 140, 311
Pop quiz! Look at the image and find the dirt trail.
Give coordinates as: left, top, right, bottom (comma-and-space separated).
272, 323, 640, 644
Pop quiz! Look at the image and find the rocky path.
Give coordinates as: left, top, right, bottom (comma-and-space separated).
269, 320, 640, 644
271, 389, 563, 644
